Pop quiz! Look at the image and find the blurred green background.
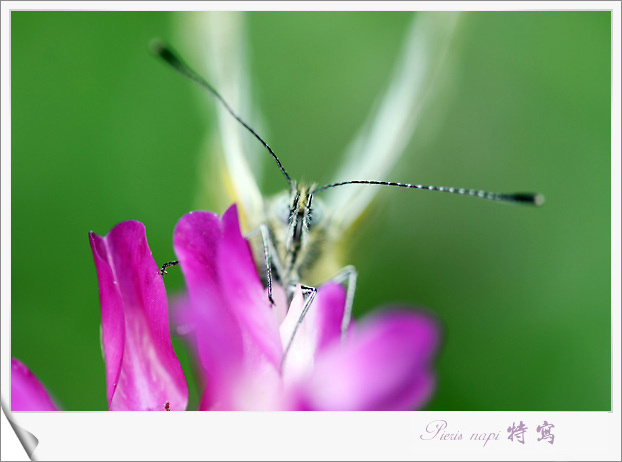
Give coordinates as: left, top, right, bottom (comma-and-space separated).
11, 11, 610, 410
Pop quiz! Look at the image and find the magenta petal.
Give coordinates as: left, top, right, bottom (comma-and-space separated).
90, 221, 188, 411
218, 206, 282, 369
173, 206, 282, 409
11, 358, 58, 411
299, 310, 439, 411
173, 210, 245, 408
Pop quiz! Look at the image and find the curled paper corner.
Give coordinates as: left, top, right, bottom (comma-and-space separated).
1, 399, 39, 460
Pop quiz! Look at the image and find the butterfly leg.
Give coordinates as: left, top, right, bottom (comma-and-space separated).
327, 265, 358, 340
260, 224, 286, 306
159, 260, 179, 276
280, 283, 317, 371
245, 225, 284, 306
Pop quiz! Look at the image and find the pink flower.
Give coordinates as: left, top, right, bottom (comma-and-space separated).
89, 221, 188, 411
11, 205, 438, 411
12, 222, 190, 412
11, 358, 58, 411
172, 205, 439, 410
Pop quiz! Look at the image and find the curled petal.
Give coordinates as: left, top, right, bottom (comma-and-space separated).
11, 358, 58, 411
298, 310, 439, 411
90, 221, 188, 411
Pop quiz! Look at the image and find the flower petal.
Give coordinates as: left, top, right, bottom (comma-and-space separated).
298, 310, 439, 411
11, 358, 58, 411
280, 283, 347, 382
305, 282, 347, 354
173, 205, 283, 409
219, 206, 282, 369
173, 210, 244, 409
90, 221, 188, 411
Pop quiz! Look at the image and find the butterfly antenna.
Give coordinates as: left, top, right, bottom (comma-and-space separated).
151, 40, 293, 188
312, 180, 545, 206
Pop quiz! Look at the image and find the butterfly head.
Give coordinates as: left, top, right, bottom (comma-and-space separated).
270, 183, 322, 250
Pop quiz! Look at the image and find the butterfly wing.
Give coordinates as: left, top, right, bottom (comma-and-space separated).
323, 12, 462, 235
176, 12, 266, 232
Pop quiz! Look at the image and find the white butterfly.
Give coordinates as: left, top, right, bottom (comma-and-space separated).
157, 12, 542, 365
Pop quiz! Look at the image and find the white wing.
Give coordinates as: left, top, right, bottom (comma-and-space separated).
175, 12, 266, 229
323, 12, 462, 232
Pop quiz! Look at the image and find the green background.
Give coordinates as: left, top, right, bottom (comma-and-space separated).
11, 11, 611, 410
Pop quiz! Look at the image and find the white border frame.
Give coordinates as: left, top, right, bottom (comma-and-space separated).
2, 2, 620, 461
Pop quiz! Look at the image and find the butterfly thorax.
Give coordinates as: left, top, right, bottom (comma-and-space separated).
265, 182, 329, 286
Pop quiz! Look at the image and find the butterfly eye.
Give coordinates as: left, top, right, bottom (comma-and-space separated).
307, 197, 324, 228
272, 192, 292, 225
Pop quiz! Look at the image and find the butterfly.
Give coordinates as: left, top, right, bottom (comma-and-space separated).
153, 12, 543, 365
